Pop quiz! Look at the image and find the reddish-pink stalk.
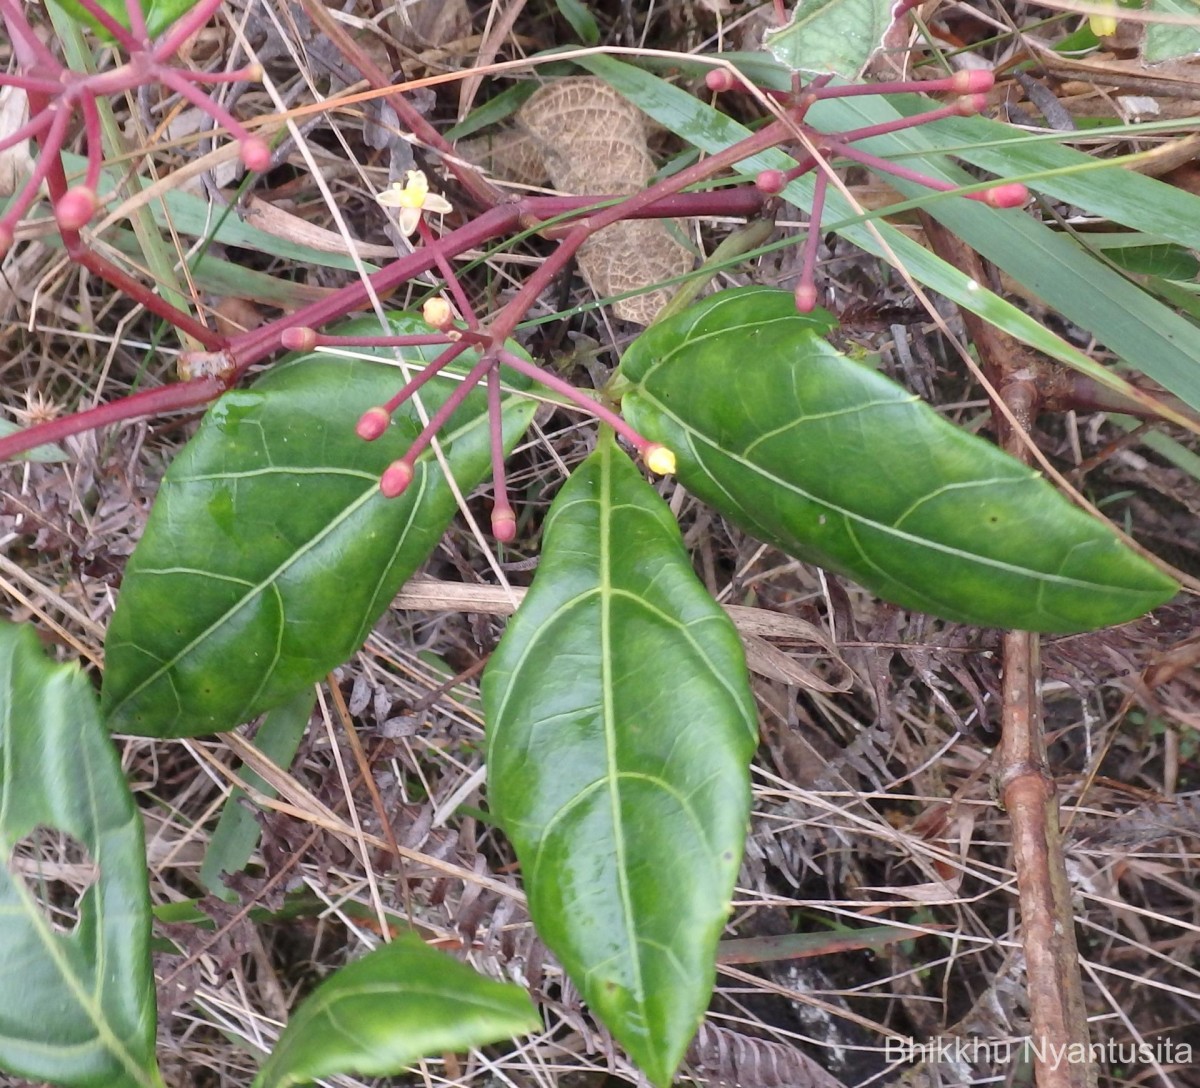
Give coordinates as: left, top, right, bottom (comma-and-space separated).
835, 100, 981, 146
1, 105, 72, 229
380, 341, 473, 415
0, 376, 223, 462
67, 0, 143, 51
154, 0, 227, 63
496, 349, 653, 454
155, 66, 259, 148
292, 332, 461, 350
79, 95, 104, 190
0, 107, 54, 157
486, 368, 516, 541
0, 72, 64, 94
824, 137, 1008, 202
417, 218, 479, 329
390, 353, 497, 470
122, 0, 150, 49
796, 169, 828, 313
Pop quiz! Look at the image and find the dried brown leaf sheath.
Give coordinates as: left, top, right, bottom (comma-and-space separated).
463, 77, 694, 324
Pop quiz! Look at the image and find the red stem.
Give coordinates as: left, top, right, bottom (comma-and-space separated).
382, 341, 472, 414
399, 353, 496, 465
67, 0, 143, 52
0, 72, 66, 95
155, 65, 256, 145
417, 217, 479, 328
496, 349, 652, 453
487, 367, 514, 526
154, 0, 226, 63
0, 377, 223, 462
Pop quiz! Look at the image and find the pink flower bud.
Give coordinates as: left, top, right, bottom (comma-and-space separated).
240, 137, 272, 172
55, 186, 98, 230
281, 327, 318, 351
356, 407, 391, 441
380, 459, 414, 498
954, 93, 988, 117
705, 68, 741, 93
794, 283, 819, 313
755, 169, 787, 195
982, 183, 1029, 209
491, 506, 517, 542
951, 70, 995, 95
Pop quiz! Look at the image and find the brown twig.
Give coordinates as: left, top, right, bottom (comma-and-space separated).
923, 216, 1098, 1088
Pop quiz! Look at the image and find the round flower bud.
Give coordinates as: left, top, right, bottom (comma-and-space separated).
55, 186, 98, 230
954, 93, 988, 117
794, 283, 819, 313
705, 68, 738, 93
644, 444, 676, 476
982, 183, 1029, 209
755, 169, 788, 195
422, 297, 454, 329
380, 459, 415, 498
950, 70, 994, 95
281, 326, 318, 352
240, 137, 272, 172
491, 506, 517, 542
356, 407, 391, 441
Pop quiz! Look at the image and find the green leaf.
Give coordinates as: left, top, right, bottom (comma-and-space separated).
252, 934, 539, 1088
199, 688, 314, 899
555, 0, 601, 44
55, 0, 200, 40
482, 436, 758, 1087
764, 0, 893, 77
1144, 0, 1200, 62
102, 314, 535, 737
619, 288, 1178, 634
0, 623, 160, 1088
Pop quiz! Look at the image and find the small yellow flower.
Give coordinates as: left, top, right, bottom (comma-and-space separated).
1088, 9, 1118, 36
376, 169, 454, 236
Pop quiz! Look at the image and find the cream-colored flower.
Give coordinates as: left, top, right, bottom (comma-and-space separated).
1088, 6, 1117, 36
376, 169, 453, 236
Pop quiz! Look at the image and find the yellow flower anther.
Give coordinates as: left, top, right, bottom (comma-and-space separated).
644, 443, 676, 476
376, 169, 454, 237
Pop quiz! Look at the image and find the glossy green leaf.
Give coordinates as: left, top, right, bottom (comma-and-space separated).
0, 623, 160, 1088
55, 0, 200, 40
765, 0, 892, 77
482, 437, 758, 1087
252, 934, 539, 1088
619, 288, 1178, 633
102, 315, 535, 737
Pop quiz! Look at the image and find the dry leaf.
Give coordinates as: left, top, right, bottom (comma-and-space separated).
0, 86, 35, 197
463, 77, 693, 324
